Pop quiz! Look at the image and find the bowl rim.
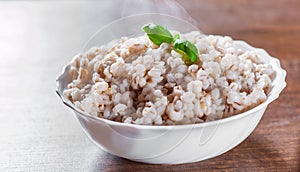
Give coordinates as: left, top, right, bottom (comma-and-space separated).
56, 38, 287, 130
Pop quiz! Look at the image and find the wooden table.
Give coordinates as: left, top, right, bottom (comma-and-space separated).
0, 0, 299, 171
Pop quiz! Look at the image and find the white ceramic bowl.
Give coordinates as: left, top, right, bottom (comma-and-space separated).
56, 14, 286, 164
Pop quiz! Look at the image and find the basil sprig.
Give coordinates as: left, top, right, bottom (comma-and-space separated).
142, 23, 199, 64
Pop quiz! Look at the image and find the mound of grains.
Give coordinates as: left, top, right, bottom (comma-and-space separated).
63, 31, 275, 125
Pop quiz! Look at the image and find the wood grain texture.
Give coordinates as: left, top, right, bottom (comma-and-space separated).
0, 0, 299, 171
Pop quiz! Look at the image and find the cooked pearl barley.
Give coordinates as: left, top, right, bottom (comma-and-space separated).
63, 31, 275, 125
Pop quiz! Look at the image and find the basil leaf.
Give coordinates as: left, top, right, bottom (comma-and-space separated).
174, 39, 198, 63
173, 48, 191, 64
142, 23, 174, 45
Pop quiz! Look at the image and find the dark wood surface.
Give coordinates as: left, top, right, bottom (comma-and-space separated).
0, 0, 299, 171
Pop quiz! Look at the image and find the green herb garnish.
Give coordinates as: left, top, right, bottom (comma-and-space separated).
174, 39, 198, 63
142, 23, 174, 45
142, 23, 199, 64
